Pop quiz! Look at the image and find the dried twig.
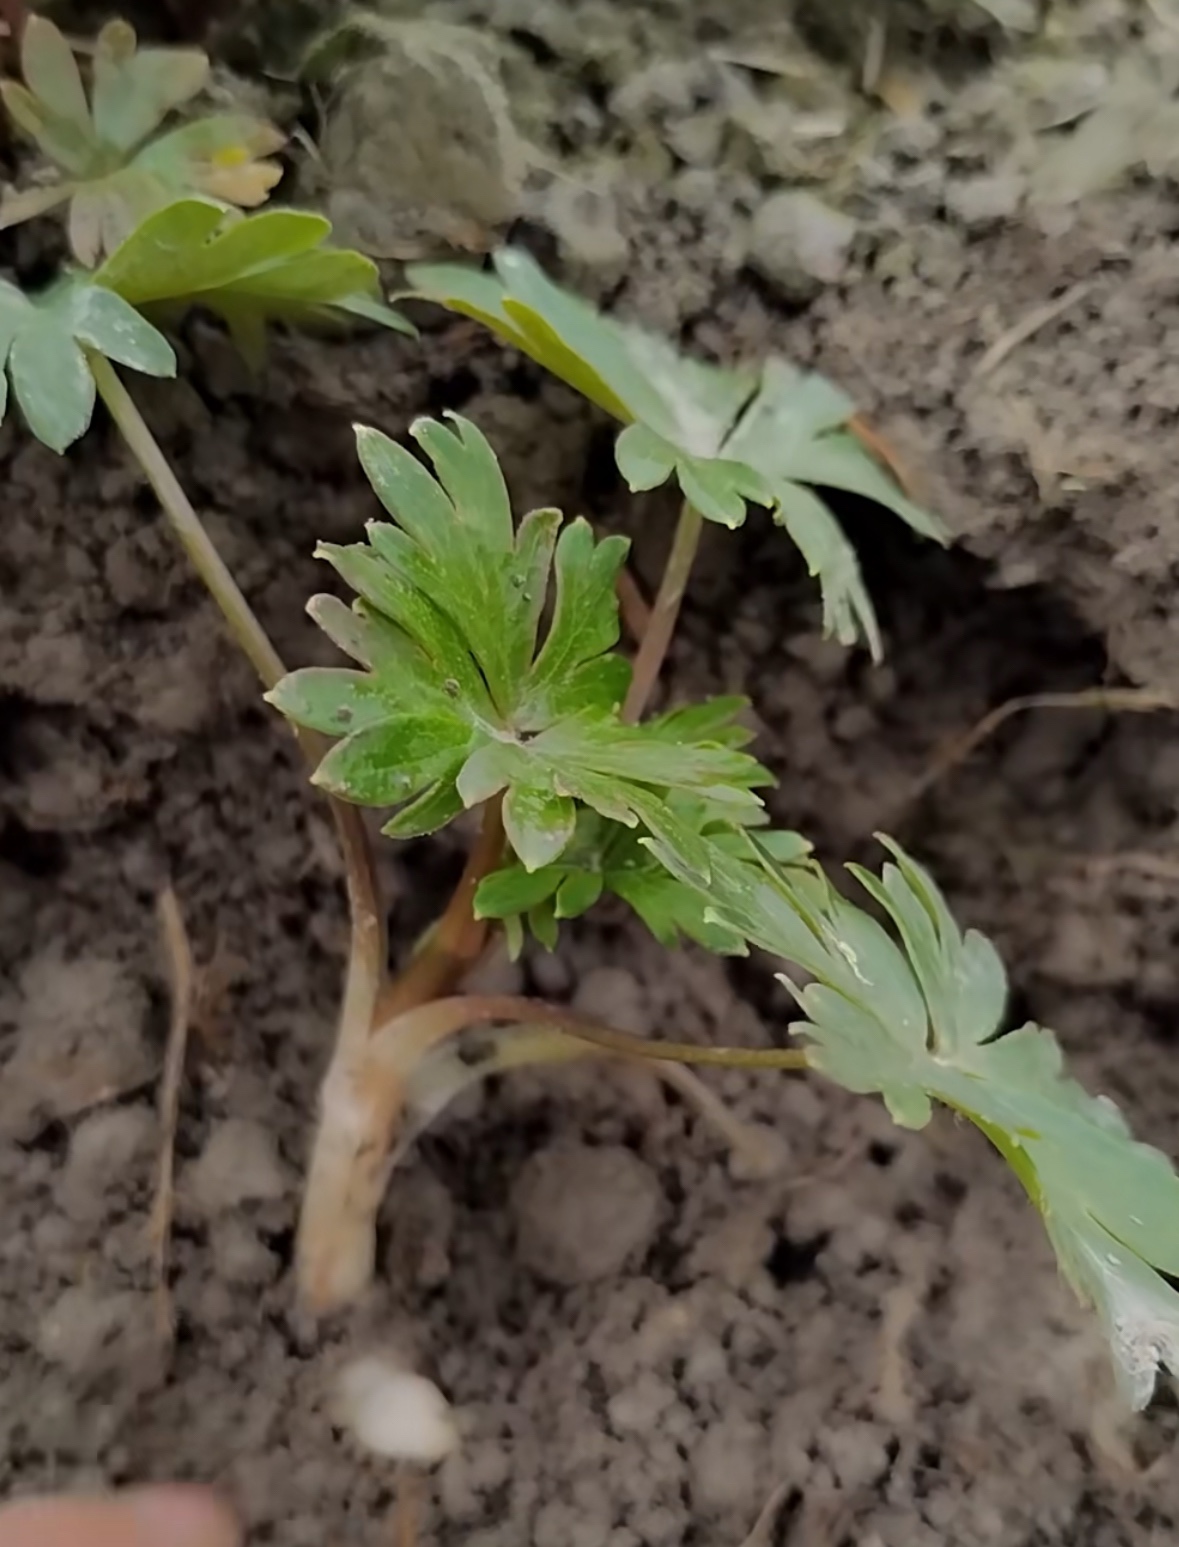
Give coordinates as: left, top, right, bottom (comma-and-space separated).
970, 281, 1093, 380
151, 886, 195, 1351
861, 15, 886, 95
1067, 850, 1179, 886
848, 412, 915, 497
875, 1257, 929, 1426
902, 687, 1177, 811
392, 1465, 420, 1547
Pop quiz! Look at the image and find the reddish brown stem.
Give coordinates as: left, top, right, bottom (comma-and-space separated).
622, 501, 702, 723
373, 798, 504, 1025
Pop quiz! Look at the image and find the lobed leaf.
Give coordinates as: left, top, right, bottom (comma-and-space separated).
407, 249, 946, 656
96, 198, 413, 362
269, 417, 774, 877
473, 714, 805, 953
0, 274, 174, 453
0, 17, 284, 263
674, 830, 1179, 1407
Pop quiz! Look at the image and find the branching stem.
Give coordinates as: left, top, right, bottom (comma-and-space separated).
374, 797, 505, 1025
623, 501, 703, 722
370, 992, 810, 1073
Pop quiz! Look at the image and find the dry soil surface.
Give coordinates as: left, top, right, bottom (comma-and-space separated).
4, 3, 1179, 1545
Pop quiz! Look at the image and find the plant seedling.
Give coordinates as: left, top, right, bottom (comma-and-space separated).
4, 15, 1177, 1416
0, 15, 284, 263
263, 398, 1179, 1407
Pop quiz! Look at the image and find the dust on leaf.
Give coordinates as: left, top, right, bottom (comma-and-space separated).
0, 272, 174, 452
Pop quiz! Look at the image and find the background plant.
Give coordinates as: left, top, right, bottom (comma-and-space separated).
0, 14, 285, 263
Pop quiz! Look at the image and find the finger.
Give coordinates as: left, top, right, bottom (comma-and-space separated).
0, 1486, 240, 1547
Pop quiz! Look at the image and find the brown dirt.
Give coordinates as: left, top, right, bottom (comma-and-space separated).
5, 3, 1179, 1545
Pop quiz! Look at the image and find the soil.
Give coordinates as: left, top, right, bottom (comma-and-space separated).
5, 2, 1179, 1544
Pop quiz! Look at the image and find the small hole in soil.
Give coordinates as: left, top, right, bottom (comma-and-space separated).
502, 219, 559, 270
507, 27, 557, 65
0, 817, 67, 879
425, 366, 479, 415
894, 1200, 925, 1227
867, 1139, 896, 1168
934, 1171, 967, 1205
261, 1226, 295, 1268
506, 362, 541, 402
20, 1120, 69, 1158
764, 1226, 829, 1286
917, 1442, 942, 1471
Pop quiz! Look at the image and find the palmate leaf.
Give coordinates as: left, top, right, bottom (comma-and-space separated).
676, 830, 1179, 1408
475, 790, 811, 959
95, 199, 413, 365
405, 248, 947, 659
0, 273, 175, 452
0, 16, 284, 264
267, 415, 773, 880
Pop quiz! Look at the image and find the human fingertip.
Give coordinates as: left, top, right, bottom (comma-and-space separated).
126, 1486, 240, 1547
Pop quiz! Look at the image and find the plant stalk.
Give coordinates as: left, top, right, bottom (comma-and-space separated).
373, 797, 504, 1026
296, 990, 810, 1312
623, 501, 704, 722
370, 994, 810, 1072
92, 356, 390, 1304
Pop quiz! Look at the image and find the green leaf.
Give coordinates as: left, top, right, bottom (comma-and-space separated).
0, 17, 284, 264
503, 782, 577, 872
554, 868, 604, 919
408, 249, 945, 654
96, 198, 413, 354
474, 727, 803, 952
269, 417, 774, 876
723, 360, 948, 661
8, 312, 93, 454
521, 517, 630, 723
475, 863, 563, 919
407, 248, 765, 516
0, 273, 175, 453
682, 830, 1179, 1408
65, 282, 177, 376
313, 712, 474, 806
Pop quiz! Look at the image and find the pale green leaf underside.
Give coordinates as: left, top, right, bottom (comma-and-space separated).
407, 248, 946, 658
268, 414, 773, 879
475, 799, 812, 958
0, 273, 175, 452
95, 198, 413, 358
675, 829, 1179, 1408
